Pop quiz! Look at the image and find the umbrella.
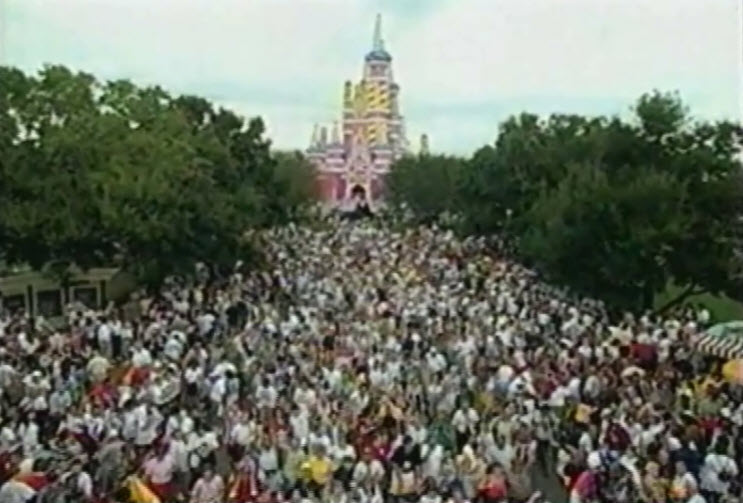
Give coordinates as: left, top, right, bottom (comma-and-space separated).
696, 321, 743, 359
722, 359, 743, 385
705, 321, 743, 338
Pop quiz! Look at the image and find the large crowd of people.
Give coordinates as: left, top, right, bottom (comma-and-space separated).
0, 219, 741, 503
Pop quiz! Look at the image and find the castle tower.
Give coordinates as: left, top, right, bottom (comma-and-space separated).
308, 15, 408, 208
420, 134, 430, 156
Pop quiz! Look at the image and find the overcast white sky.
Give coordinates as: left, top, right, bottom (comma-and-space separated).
1, 0, 741, 154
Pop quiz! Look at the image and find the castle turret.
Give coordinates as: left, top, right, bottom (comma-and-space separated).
331, 121, 340, 145
326, 121, 345, 171
307, 124, 319, 151
420, 134, 430, 156
343, 81, 353, 110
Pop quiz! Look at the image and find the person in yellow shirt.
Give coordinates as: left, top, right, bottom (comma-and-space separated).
301, 444, 333, 497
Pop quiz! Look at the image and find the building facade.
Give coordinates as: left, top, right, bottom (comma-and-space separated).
0, 267, 121, 319
308, 15, 422, 209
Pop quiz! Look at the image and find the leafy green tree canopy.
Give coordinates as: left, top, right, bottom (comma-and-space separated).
386, 154, 465, 224
0, 65, 315, 286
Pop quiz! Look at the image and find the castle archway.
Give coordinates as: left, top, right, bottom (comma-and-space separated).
350, 184, 367, 202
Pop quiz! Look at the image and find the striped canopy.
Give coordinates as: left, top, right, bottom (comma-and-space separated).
696, 321, 743, 359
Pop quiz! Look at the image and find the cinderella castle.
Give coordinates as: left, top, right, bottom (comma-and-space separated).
307, 15, 428, 209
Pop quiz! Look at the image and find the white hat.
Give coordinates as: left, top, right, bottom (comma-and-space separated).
587, 451, 602, 470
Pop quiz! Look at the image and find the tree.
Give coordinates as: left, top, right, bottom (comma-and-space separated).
0, 65, 314, 286
521, 162, 688, 310
0, 66, 115, 273
458, 91, 742, 310
631, 92, 743, 308
270, 150, 318, 221
170, 95, 316, 226
387, 154, 465, 223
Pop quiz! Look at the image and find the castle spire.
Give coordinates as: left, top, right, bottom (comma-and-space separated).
420, 134, 429, 156
365, 13, 391, 63
331, 121, 340, 144
372, 13, 384, 51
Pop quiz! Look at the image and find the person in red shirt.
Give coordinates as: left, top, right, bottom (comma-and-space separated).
630, 342, 658, 371
14, 470, 50, 492
371, 433, 391, 463
88, 378, 118, 409
478, 464, 508, 503
570, 453, 602, 503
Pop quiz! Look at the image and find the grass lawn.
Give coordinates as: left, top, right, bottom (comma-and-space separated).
655, 284, 743, 323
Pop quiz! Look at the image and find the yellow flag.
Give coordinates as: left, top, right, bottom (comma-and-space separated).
127, 476, 161, 503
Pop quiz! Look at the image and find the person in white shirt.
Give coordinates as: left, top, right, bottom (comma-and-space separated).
420, 485, 443, 503
331, 437, 356, 466
17, 331, 39, 356
134, 404, 162, 447
230, 414, 255, 458
0, 479, 36, 503
86, 351, 110, 383
177, 409, 196, 437
19, 417, 39, 457
491, 435, 515, 471
191, 466, 224, 503
96, 318, 112, 358
451, 405, 479, 450
422, 443, 445, 480
183, 362, 204, 408
699, 437, 738, 501
70, 460, 94, 501
687, 478, 708, 503
164, 333, 185, 361
120, 321, 134, 355
168, 431, 192, 494
258, 440, 281, 490
131, 344, 153, 369
188, 429, 219, 471
256, 378, 278, 410
293, 383, 317, 410
289, 406, 310, 444
208, 372, 227, 418
197, 311, 216, 337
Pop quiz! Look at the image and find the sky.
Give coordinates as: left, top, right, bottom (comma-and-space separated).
1, 0, 741, 155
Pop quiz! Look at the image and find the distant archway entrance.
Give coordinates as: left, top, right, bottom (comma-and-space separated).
350, 184, 367, 202
349, 184, 372, 217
